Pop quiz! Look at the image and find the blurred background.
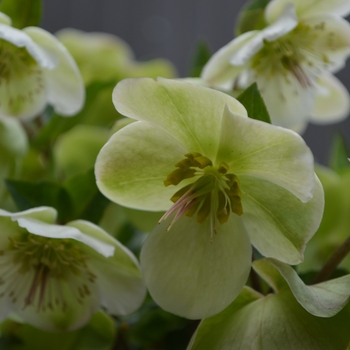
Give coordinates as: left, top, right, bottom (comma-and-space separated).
41, 0, 350, 164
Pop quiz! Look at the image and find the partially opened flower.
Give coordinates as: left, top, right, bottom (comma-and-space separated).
0, 206, 146, 331
95, 78, 324, 319
0, 12, 84, 119
201, 0, 350, 131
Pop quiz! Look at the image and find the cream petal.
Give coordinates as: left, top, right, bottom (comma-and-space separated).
310, 73, 350, 124
266, 0, 350, 22
240, 175, 324, 265
95, 120, 188, 211
0, 206, 57, 223
24, 27, 85, 116
216, 106, 315, 203
201, 31, 258, 87
0, 12, 11, 25
112, 78, 247, 161
140, 214, 252, 319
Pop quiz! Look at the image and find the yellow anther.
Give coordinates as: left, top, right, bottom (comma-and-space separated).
218, 162, 229, 174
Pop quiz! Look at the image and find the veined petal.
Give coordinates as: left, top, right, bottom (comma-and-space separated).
0, 24, 57, 69
24, 27, 85, 116
266, 0, 350, 22
240, 175, 324, 264
255, 72, 317, 129
67, 220, 146, 316
201, 31, 258, 87
112, 78, 247, 160
15, 218, 115, 258
12, 272, 100, 331
216, 106, 315, 202
310, 73, 350, 124
140, 214, 252, 320
95, 120, 189, 211
230, 3, 298, 66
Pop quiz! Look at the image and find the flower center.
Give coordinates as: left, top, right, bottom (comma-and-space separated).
251, 21, 334, 87
161, 152, 243, 240
0, 233, 96, 312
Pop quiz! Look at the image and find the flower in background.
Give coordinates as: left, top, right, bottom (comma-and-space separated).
56, 28, 177, 85
0, 206, 146, 331
95, 78, 324, 319
0, 12, 84, 120
201, 0, 350, 131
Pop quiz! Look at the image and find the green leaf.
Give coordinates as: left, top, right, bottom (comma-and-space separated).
235, 0, 269, 36
237, 83, 271, 124
329, 133, 350, 173
0, 311, 116, 350
0, 0, 42, 28
188, 287, 350, 350
189, 41, 212, 78
64, 169, 110, 224
5, 179, 72, 222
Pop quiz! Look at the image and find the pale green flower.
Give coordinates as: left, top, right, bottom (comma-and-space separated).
95, 78, 324, 319
0, 206, 146, 331
0, 12, 84, 120
202, 0, 350, 131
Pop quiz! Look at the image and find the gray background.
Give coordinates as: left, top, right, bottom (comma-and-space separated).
41, 0, 350, 164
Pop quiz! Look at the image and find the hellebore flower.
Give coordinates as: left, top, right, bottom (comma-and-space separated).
201, 0, 350, 131
0, 12, 84, 120
0, 206, 146, 331
95, 78, 324, 319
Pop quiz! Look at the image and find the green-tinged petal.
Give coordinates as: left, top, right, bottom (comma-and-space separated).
140, 214, 252, 320
0, 116, 28, 157
13, 274, 100, 331
230, 3, 298, 66
67, 220, 146, 315
0, 12, 11, 25
216, 106, 315, 202
266, 0, 350, 22
15, 218, 115, 258
311, 73, 350, 124
0, 206, 57, 223
201, 31, 257, 87
240, 175, 323, 264
187, 286, 350, 350
56, 28, 133, 84
112, 78, 247, 160
24, 27, 85, 116
254, 258, 350, 317
54, 125, 110, 178
255, 71, 317, 128
95, 121, 187, 211
303, 15, 350, 72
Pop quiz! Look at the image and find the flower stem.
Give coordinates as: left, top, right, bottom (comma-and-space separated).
312, 235, 350, 284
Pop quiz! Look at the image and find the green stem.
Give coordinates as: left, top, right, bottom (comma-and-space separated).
312, 235, 350, 284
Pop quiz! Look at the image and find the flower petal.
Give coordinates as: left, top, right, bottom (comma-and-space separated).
310, 73, 350, 124
255, 71, 317, 129
68, 220, 146, 316
112, 78, 247, 161
0, 24, 57, 69
96, 120, 188, 211
230, 3, 298, 65
140, 214, 252, 319
0, 206, 57, 223
0, 12, 11, 25
24, 27, 85, 116
201, 31, 258, 88
253, 258, 350, 317
15, 217, 115, 258
240, 175, 324, 265
216, 106, 315, 203
266, 0, 350, 22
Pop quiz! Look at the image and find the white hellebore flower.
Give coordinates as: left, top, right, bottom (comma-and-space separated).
0, 12, 84, 120
202, 0, 350, 131
0, 207, 146, 331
